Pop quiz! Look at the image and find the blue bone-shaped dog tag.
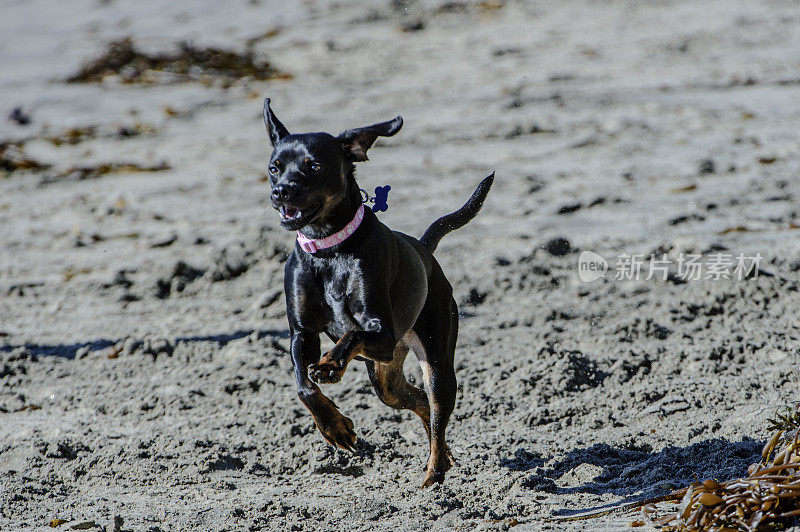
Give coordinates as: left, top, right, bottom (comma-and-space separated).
371, 185, 391, 212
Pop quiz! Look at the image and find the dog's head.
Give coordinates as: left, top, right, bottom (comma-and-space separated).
262, 98, 402, 232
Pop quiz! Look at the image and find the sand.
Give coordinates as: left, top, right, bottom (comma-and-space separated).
1, 0, 800, 530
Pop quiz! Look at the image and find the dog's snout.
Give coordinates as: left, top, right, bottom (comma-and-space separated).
271, 185, 285, 202
271, 183, 296, 203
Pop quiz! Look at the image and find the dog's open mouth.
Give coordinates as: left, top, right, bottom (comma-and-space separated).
278, 203, 320, 229
279, 205, 303, 222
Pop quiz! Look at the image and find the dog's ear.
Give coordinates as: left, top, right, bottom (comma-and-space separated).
337, 116, 403, 162
263, 98, 290, 146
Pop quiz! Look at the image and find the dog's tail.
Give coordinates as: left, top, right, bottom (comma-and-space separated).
420, 172, 494, 253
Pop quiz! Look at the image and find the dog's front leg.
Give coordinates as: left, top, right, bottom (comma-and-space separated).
291, 329, 357, 451
309, 317, 396, 384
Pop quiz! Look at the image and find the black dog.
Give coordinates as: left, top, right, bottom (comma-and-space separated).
262, 98, 493, 486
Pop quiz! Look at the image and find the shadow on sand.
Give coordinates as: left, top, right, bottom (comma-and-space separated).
502, 438, 762, 517
0, 328, 290, 359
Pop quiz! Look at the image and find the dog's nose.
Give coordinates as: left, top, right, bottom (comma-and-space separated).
271, 184, 292, 202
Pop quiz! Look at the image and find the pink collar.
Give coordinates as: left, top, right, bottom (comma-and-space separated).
296, 204, 365, 253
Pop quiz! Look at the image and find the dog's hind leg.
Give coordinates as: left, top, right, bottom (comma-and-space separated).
410, 296, 458, 488
366, 342, 431, 441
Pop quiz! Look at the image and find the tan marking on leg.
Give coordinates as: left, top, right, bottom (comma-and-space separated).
309, 332, 365, 383
298, 384, 356, 451
406, 329, 457, 486
369, 340, 431, 440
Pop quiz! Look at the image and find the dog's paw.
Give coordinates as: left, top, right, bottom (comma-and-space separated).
422, 446, 457, 471
421, 451, 453, 487
421, 467, 447, 488
308, 360, 345, 384
316, 411, 357, 452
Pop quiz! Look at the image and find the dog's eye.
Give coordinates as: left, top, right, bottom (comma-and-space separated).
268, 165, 279, 175
309, 162, 321, 172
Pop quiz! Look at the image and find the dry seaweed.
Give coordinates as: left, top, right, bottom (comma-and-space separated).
648, 403, 800, 531
1, 123, 160, 177
0, 141, 50, 174
66, 38, 288, 84
47, 126, 97, 145
719, 226, 752, 235
44, 123, 158, 146
42, 161, 171, 183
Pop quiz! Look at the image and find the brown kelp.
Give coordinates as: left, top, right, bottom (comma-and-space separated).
67, 38, 288, 84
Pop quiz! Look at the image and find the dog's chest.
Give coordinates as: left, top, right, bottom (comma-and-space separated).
318, 270, 362, 336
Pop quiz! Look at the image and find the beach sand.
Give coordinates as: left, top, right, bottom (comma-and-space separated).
1, 0, 800, 529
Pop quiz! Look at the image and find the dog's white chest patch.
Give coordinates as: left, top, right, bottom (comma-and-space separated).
321, 273, 359, 336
